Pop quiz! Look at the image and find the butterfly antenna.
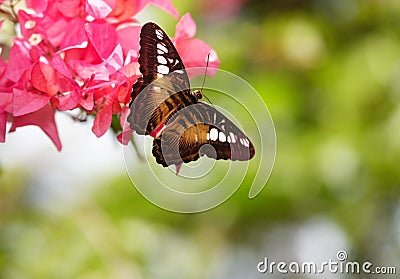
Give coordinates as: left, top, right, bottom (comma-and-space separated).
200, 53, 210, 92
201, 53, 213, 105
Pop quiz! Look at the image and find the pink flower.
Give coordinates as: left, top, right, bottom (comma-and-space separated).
0, 0, 219, 151
174, 13, 220, 78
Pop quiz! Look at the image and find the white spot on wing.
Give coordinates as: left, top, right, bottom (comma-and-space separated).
157, 65, 169, 75
157, 55, 167, 64
219, 132, 226, 142
157, 43, 168, 53
206, 133, 210, 140
229, 132, 236, 143
174, 70, 184, 74
227, 136, 231, 143
155, 29, 163, 40
240, 138, 250, 147
168, 58, 179, 67
210, 128, 218, 141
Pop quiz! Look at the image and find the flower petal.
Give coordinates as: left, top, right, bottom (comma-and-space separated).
86, 0, 114, 19
31, 62, 59, 96
116, 25, 141, 58
0, 60, 12, 88
85, 21, 118, 60
0, 110, 6, 143
71, 44, 124, 81
117, 106, 133, 144
107, 0, 137, 21
10, 104, 62, 150
79, 91, 94, 111
57, 0, 84, 18
176, 38, 220, 78
5, 39, 32, 83
147, 0, 179, 19
0, 92, 13, 113
56, 90, 81, 111
58, 18, 88, 50
175, 13, 196, 40
92, 102, 113, 137
51, 54, 73, 80
25, 0, 48, 12
13, 88, 51, 116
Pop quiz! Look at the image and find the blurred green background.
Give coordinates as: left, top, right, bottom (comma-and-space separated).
1, 0, 400, 278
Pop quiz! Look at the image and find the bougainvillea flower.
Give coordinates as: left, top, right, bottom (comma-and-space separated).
18, 9, 88, 55
0, 0, 219, 151
173, 13, 220, 78
174, 14, 220, 74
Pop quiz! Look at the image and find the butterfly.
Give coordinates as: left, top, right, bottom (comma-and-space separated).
127, 22, 255, 171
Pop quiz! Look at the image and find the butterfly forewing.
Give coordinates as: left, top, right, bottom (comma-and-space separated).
128, 22, 195, 135
152, 103, 255, 167
138, 23, 189, 86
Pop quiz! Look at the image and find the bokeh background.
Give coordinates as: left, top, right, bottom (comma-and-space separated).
1, 0, 400, 278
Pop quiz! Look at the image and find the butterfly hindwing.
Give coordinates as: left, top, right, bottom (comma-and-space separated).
152, 102, 255, 167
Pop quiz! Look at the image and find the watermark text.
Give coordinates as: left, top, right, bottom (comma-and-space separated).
257, 251, 397, 275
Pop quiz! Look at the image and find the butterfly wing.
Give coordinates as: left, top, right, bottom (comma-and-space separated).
152, 102, 255, 167
137, 22, 189, 85
128, 22, 194, 135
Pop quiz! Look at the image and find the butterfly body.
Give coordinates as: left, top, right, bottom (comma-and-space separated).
128, 22, 255, 168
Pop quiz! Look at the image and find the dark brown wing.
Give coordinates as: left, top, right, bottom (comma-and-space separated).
128, 22, 194, 135
152, 102, 255, 167
138, 22, 189, 85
